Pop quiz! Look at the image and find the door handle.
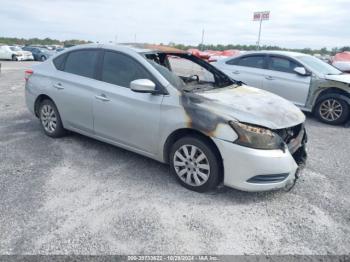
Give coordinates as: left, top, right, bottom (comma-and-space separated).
95, 94, 110, 102
232, 70, 240, 74
53, 83, 64, 89
265, 76, 274, 80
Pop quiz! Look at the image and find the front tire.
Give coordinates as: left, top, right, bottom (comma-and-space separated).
315, 96, 349, 125
11, 55, 18, 61
40, 55, 46, 61
169, 136, 221, 192
39, 99, 66, 137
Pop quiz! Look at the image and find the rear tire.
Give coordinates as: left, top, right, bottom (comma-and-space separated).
11, 55, 18, 61
39, 99, 66, 137
169, 136, 221, 192
40, 55, 46, 61
315, 96, 349, 125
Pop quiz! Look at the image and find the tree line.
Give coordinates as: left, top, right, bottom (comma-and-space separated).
0, 37, 92, 47
1, 37, 349, 55
169, 43, 350, 56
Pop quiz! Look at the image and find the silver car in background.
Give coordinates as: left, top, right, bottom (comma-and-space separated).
213, 51, 350, 125
25, 44, 307, 192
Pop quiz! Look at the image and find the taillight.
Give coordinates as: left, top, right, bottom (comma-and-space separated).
25, 69, 33, 81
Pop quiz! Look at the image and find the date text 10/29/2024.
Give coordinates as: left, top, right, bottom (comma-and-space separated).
127, 255, 219, 261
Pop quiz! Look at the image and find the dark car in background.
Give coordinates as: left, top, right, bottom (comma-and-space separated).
22, 46, 56, 61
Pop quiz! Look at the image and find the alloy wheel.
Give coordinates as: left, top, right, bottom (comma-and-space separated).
173, 144, 210, 187
319, 99, 343, 122
40, 104, 57, 133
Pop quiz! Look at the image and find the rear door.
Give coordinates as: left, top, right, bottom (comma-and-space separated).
31, 48, 40, 60
263, 55, 311, 106
93, 50, 163, 155
0, 46, 11, 59
219, 55, 267, 88
50, 49, 100, 134
0, 46, 6, 59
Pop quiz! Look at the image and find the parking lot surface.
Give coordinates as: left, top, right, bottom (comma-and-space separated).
0, 61, 349, 255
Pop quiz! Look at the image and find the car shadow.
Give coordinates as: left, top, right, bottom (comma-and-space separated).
61, 131, 283, 205
5, 113, 296, 205
304, 111, 350, 128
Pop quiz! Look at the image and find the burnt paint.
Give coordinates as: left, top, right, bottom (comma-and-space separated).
305, 76, 350, 110
180, 92, 228, 136
149, 51, 304, 137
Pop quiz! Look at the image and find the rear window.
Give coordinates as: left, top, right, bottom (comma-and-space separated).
10, 46, 21, 51
237, 56, 265, 69
226, 58, 238, 65
53, 54, 67, 71
64, 50, 98, 78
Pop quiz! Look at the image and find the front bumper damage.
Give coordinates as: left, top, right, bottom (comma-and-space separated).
213, 125, 308, 192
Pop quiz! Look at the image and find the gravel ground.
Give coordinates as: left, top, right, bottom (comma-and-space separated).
0, 61, 349, 255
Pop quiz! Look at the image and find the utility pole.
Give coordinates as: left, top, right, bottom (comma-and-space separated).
253, 11, 270, 50
257, 17, 263, 49
200, 29, 205, 51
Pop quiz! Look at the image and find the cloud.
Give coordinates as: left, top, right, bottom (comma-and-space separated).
0, 0, 349, 48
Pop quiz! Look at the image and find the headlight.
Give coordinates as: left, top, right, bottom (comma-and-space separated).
228, 121, 285, 150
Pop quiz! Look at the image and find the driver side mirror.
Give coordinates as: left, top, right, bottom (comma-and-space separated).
130, 79, 157, 93
294, 67, 310, 76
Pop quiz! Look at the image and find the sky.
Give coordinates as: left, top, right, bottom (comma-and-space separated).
0, 0, 349, 49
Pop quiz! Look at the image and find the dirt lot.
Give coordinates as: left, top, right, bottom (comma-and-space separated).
0, 61, 349, 255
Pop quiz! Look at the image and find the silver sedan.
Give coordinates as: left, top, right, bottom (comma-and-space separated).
25, 44, 307, 192
213, 51, 350, 125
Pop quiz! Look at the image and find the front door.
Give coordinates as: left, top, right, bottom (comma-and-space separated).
93, 50, 163, 155
263, 55, 311, 107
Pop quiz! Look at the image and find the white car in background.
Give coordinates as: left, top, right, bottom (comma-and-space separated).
0, 45, 34, 61
213, 51, 350, 125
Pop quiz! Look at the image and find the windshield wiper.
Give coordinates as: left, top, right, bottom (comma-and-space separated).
233, 80, 244, 85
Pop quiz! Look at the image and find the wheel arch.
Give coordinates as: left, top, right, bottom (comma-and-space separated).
163, 128, 224, 181
34, 94, 55, 117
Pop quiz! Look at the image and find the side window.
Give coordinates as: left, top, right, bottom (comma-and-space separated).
101, 51, 151, 87
226, 58, 239, 65
268, 56, 299, 73
237, 56, 265, 69
64, 50, 98, 78
53, 54, 67, 71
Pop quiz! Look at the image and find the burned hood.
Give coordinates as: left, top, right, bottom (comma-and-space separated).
183, 85, 305, 130
324, 74, 350, 84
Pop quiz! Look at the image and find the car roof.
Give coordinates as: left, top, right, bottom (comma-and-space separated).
241, 50, 309, 57
64, 43, 187, 54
